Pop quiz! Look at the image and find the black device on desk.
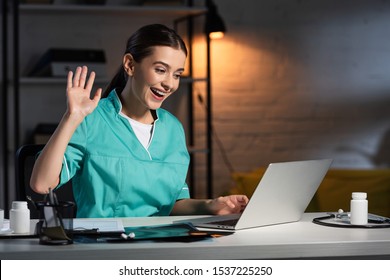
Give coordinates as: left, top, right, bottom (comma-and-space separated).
35, 189, 75, 245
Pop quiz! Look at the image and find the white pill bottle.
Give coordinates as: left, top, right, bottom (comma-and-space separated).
10, 201, 30, 234
350, 192, 368, 225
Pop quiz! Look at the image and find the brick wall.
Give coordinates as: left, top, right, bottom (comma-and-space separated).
192, 0, 390, 198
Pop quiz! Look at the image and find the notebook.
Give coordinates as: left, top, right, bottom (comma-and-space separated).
183, 158, 333, 231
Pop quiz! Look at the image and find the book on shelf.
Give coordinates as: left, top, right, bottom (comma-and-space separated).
28, 48, 107, 78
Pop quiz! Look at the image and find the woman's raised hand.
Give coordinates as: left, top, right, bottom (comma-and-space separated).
66, 66, 102, 121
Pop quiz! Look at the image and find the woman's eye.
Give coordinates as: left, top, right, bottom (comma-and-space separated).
155, 68, 166, 74
173, 74, 181, 79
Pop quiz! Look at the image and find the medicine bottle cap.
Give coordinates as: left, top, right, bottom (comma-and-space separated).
11, 201, 28, 210
352, 192, 367, 199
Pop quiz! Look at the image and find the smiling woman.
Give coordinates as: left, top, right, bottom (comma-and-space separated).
120, 46, 186, 115
29, 24, 248, 219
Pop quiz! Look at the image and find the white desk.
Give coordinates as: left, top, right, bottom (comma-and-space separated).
1, 213, 389, 260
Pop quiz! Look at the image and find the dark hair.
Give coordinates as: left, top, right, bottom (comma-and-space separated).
103, 24, 188, 97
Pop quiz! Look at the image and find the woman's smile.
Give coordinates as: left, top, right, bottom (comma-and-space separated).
150, 87, 169, 99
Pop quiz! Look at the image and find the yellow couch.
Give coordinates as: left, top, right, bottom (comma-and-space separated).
230, 168, 390, 217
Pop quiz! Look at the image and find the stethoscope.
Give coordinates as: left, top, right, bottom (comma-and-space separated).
313, 209, 390, 228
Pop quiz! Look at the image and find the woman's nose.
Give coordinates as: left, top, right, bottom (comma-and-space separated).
162, 76, 174, 92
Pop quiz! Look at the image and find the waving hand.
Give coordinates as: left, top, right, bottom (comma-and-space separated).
66, 66, 102, 120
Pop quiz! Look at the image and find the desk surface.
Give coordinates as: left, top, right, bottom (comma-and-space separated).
1, 213, 389, 260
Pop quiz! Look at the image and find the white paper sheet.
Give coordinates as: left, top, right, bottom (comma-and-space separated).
73, 219, 124, 232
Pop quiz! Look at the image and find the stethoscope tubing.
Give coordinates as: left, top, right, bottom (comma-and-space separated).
313, 215, 390, 228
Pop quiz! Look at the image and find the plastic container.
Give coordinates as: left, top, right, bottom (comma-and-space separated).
0, 208, 4, 229
350, 192, 368, 225
9, 201, 30, 234
36, 200, 75, 245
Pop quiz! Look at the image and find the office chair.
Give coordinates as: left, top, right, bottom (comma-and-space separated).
15, 144, 76, 218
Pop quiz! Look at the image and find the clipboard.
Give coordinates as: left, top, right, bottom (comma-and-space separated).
73, 222, 233, 243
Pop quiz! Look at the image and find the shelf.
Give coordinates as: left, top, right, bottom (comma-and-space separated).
19, 4, 207, 17
19, 77, 109, 85
19, 76, 207, 85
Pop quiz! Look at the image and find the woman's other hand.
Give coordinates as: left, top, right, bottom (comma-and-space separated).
207, 195, 249, 215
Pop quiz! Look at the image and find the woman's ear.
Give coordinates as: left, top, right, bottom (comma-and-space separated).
123, 53, 135, 76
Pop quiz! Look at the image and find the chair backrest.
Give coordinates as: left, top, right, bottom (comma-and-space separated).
15, 144, 76, 218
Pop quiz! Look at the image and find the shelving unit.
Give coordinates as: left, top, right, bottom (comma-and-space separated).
2, 0, 212, 212
13, 2, 207, 141
19, 3, 204, 14
19, 76, 207, 84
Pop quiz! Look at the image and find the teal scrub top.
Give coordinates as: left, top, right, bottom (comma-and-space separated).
57, 90, 190, 218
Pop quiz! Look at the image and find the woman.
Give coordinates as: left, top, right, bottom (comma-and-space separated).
30, 24, 248, 218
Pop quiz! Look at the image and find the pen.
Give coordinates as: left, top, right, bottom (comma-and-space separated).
26, 196, 37, 210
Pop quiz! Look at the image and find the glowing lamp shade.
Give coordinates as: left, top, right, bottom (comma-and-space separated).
209, 31, 224, 39
204, 0, 226, 39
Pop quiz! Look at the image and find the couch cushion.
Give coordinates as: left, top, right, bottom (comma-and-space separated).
231, 168, 390, 217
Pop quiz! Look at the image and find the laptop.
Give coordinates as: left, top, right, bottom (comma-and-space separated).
183, 158, 333, 231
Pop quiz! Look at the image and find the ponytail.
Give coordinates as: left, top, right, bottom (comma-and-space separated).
102, 66, 127, 98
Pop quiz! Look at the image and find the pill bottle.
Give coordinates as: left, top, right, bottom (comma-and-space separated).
9, 201, 30, 234
350, 192, 368, 225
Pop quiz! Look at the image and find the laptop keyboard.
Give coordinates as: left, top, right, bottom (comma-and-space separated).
205, 218, 239, 226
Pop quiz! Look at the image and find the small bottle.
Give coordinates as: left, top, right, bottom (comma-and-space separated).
9, 201, 30, 234
350, 192, 368, 225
